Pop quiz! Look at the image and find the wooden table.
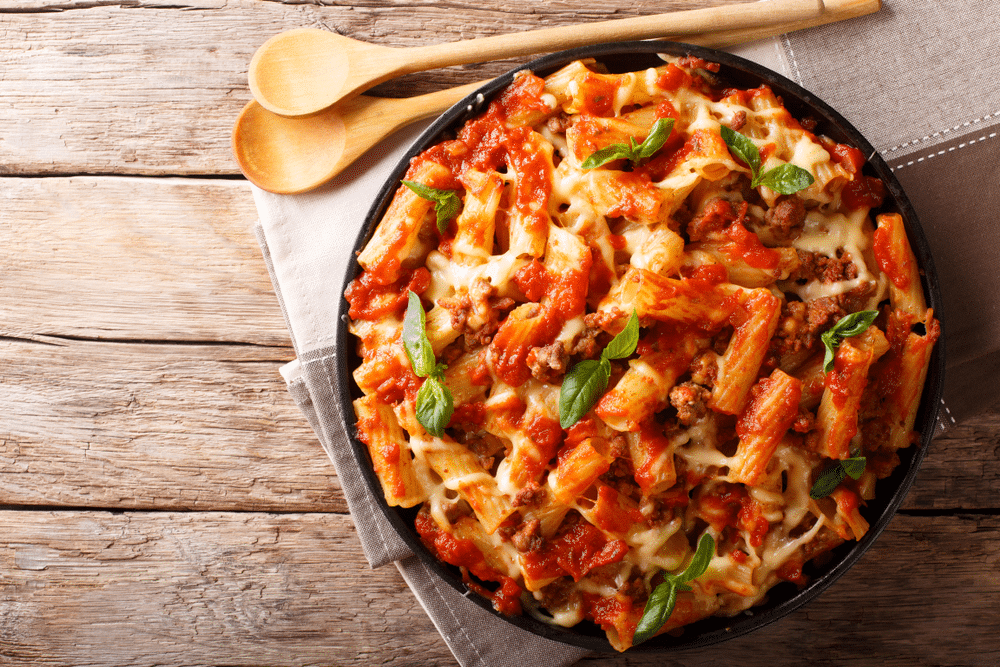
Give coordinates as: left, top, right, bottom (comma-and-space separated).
3, 1, 998, 665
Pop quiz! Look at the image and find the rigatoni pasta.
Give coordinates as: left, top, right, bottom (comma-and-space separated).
345, 56, 939, 651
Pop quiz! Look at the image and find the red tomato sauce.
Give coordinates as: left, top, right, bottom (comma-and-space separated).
522, 520, 629, 582
416, 510, 523, 616
345, 267, 430, 321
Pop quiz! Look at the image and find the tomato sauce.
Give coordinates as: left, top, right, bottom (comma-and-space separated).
873, 223, 913, 290
843, 175, 886, 211
579, 72, 618, 116
656, 63, 694, 92
522, 520, 629, 582
513, 256, 591, 319
632, 422, 674, 493
356, 347, 422, 405
776, 559, 807, 585
592, 485, 646, 535
490, 304, 561, 387
699, 483, 768, 546
606, 170, 661, 221
416, 510, 523, 615
449, 401, 487, 429
721, 218, 782, 270
345, 267, 430, 321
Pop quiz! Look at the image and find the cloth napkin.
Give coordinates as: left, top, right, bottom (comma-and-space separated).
251, 2, 1000, 664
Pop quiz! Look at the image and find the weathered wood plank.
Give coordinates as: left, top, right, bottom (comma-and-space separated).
0, 0, 738, 175
907, 413, 1000, 510
0, 511, 995, 666
0, 177, 288, 345
1, 336, 344, 512
0, 511, 451, 666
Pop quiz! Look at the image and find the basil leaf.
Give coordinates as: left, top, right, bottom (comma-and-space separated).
821, 310, 879, 372
632, 580, 678, 646
842, 456, 867, 480
558, 358, 611, 429
580, 144, 633, 170
581, 118, 674, 170
402, 180, 461, 234
402, 291, 436, 377
633, 534, 715, 645
810, 463, 847, 499
832, 310, 880, 338
758, 163, 815, 195
720, 125, 761, 175
635, 118, 675, 159
677, 533, 715, 584
603, 310, 640, 361
415, 376, 454, 438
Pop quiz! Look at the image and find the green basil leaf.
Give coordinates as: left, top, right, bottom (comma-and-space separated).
810, 463, 847, 499
632, 580, 678, 646
842, 456, 867, 480
558, 358, 611, 428
758, 163, 816, 195
633, 533, 715, 645
581, 118, 674, 170
580, 144, 634, 170
677, 533, 715, 584
832, 310, 880, 338
720, 125, 761, 175
821, 310, 879, 372
603, 310, 640, 361
402, 180, 461, 234
821, 328, 839, 374
415, 376, 454, 438
402, 291, 437, 377
635, 118, 675, 159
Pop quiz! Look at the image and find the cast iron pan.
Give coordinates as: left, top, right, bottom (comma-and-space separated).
334, 41, 945, 653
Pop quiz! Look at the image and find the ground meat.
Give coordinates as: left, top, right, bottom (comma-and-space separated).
686, 197, 739, 242
769, 297, 846, 360
600, 455, 641, 501
791, 407, 815, 433
510, 518, 544, 553
608, 434, 629, 459
764, 196, 806, 241
788, 250, 860, 285
728, 110, 747, 131
669, 381, 712, 426
512, 481, 546, 508
438, 278, 515, 348
526, 341, 568, 384
538, 577, 580, 612
457, 430, 507, 473
546, 112, 571, 134
688, 350, 718, 388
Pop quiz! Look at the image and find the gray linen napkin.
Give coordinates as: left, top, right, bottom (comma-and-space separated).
251, 2, 1000, 663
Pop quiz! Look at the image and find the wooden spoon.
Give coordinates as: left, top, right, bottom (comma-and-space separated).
233, 80, 487, 194
249, 0, 824, 117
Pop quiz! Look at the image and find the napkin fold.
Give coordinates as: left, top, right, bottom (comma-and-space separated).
251, 2, 1000, 664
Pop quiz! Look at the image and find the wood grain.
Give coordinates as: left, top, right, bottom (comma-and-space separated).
1, 335, 343, 512
0, 511, 448, 666
0, 511, 995, 666
0, 0, 739, 176
1, 177, 288, 345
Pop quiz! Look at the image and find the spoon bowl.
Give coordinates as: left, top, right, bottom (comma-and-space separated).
233, 81, 487, 194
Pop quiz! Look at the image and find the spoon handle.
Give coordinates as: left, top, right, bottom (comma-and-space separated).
398, 0, 824, 73
685, 0, 878, 48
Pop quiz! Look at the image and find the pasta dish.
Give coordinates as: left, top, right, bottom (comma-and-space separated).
344, 56, 939, 651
